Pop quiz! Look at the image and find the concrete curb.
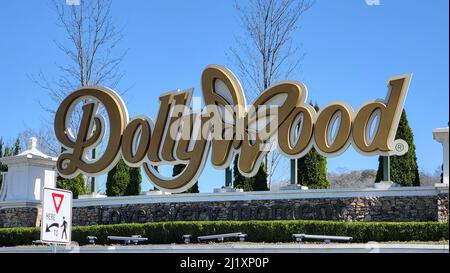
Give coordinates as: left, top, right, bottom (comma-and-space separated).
1, 243, 448, 253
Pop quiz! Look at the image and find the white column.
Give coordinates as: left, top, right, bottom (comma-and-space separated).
433, 127, 449, 184
0, 137, 57, 202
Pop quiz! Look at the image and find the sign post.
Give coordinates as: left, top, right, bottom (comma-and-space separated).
41, 187, 73, 252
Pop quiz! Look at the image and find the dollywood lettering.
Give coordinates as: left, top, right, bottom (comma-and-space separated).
54, 65, 411, 192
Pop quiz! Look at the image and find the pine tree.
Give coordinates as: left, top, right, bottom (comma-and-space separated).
375, 110, 420, 186
232, 155, 268, 191
0, 138, 23, 189
126, 167, 142, 195
13, 138, 20, 155
297, 148, 330, 189
0, 142, 12, 190
296, 102, 330, 189
56, 174, 87, 199
172, 164, 199, 193
253, 163, 268, 191
151, 165, 159, 191
0, 138, 4, 188
106, 159, 130, 196
3, 146, 10, 157
172, 164, 184, 177
233, 155, 253, 191
55, 146, 87, 198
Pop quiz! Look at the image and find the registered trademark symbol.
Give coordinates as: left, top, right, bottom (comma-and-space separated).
391, 139, 408, 156
395, 143, 404, 152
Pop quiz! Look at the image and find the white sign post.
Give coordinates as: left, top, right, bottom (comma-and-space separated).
41, 187, 73, 251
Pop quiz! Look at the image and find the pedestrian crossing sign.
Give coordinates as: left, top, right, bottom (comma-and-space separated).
41, 187, 73, 245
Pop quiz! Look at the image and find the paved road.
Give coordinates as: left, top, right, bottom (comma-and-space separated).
1, 243, 448, 253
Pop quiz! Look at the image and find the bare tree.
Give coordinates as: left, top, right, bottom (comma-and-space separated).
329, 169, 377, 189
27, 0, 126, 193
230, 0, 313, 187
19, 127, 60, 156
418, 166, 442, 186
30, 0, 126, 148
275, 167, 442, 189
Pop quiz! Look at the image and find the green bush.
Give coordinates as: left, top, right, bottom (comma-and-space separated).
0, 220, 447, 247
56, 174, 87, 199
0, 227, 40, 246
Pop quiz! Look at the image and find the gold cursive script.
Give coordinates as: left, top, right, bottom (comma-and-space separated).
54, 64, 411, 193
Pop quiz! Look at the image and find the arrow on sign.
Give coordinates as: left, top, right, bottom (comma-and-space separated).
52, 193, 64, 214
45, 222, 60, 232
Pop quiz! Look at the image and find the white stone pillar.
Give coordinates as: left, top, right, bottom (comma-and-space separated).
0, 137, 57, 203
433, 127, 449, 185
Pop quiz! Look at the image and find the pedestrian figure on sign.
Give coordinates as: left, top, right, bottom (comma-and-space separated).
61, 217, 68, 240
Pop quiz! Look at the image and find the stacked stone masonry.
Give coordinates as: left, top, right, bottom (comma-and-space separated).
0, 207, 41, 228
72, 195, 449, 226
1, 193, 448, 228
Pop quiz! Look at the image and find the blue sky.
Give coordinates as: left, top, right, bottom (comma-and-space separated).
0, 0, 448, 193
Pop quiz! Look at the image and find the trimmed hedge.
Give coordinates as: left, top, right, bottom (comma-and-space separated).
0, 220, 448, 247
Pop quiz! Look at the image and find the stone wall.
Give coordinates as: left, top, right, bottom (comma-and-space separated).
1, 187, 448, 228
438, 194, 449, 221
0, 206, 41, 228
71, 195, 447, 226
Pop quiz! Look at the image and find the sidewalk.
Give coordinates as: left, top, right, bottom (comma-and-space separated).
1, 243, 448, 253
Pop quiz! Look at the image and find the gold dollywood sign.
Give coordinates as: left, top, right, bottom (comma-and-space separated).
54, 65, 410, 193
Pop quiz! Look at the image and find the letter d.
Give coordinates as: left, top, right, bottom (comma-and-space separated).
352, 75, 411, 154
54, 87, 128, 178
